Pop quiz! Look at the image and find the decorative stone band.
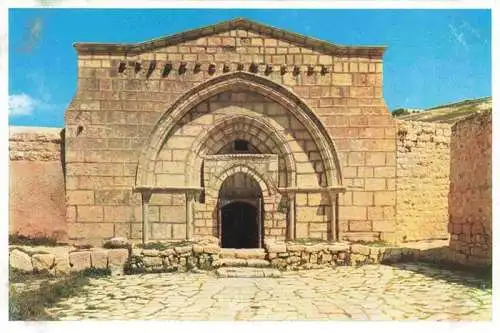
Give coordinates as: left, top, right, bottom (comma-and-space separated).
277, 186, 346, 193
133, 186, 204, 193
133, 185, 346, 194
203, 154, 279, 160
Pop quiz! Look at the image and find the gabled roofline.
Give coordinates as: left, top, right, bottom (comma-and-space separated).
73, 17, 387, 57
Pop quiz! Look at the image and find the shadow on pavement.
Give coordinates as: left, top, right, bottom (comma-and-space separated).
384, 261, 492, 290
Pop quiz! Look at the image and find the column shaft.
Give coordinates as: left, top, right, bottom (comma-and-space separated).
142, 191, 151, 244
185, 192, 194, 240
288, 194, 296, 241
329, 192, 337, 242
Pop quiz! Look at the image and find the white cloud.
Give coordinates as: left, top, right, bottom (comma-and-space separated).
8, 93, 38, 116
8, 92, 58, 117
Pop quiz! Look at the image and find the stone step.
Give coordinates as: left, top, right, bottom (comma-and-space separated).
220, 248, 266, 260
217, 258, 270, 268
216, 267, 281, 278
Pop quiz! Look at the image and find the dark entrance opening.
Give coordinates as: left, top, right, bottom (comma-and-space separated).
221, 201, 259, 248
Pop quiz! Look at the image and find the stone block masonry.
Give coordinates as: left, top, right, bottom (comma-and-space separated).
9, 127, 67, 241
395, 120, 451, 243
66, 18, 396, 245
448, 111, 492, 267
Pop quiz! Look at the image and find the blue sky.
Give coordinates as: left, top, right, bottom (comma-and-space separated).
8, 9, 491, 127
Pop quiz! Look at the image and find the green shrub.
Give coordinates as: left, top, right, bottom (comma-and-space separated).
392, 108, 411, 117
9, 233, 60, 247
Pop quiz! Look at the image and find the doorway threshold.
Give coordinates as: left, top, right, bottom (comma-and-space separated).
220, 248, 266, 260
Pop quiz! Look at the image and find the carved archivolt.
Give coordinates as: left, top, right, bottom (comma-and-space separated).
185, 114, 296, 188
209, 163, 274, 198
135, 71, 343, 188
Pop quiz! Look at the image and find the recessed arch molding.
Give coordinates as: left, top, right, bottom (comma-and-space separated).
135, 71, 343, 190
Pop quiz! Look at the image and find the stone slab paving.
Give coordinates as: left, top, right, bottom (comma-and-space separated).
44, 263, 491, 321
216, 267, 281, 278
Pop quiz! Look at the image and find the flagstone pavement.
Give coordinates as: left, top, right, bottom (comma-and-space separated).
43, 263, 491, 321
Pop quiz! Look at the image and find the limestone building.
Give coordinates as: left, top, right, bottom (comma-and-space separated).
65, 18, 397, 247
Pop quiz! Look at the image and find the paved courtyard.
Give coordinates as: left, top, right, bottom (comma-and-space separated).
44, 263, 491, 321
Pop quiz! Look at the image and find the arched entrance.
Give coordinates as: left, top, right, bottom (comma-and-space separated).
218, 172, 263, 248
135, 72, 346, 244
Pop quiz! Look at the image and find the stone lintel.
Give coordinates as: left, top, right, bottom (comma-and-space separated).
203, 154, 278, 161
134, 186, 204, 194
277, 186, 346, 194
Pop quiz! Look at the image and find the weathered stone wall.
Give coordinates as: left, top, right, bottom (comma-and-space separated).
9, 127, 67, 241
448, 111, 492, 267
395, 121, 451, 243
10, 127, 63, 161
66, 22, 397, 245
9, 245, 128, 276
10, 239, 452, 276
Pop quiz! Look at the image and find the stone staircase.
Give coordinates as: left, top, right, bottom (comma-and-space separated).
215, 248, 281, 278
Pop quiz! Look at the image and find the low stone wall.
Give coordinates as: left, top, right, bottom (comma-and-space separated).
128, 243, 220, 273
448, 111, 492, 267
9, 245, 128, 276
265, 240, 451, 270
395, 120, 451, 243
265, 242, 350, 269
9, 127, 63, 161
10, 239, 457, 276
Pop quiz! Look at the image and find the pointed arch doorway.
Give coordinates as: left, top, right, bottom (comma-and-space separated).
218, 172, 263, 249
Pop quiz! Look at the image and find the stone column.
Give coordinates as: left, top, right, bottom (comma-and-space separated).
141, 191, 152, 244
287, 193, 296, 241
185, 192, 195, 240
328, 192, 338, 242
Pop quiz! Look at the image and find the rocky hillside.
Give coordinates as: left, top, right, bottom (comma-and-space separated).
393, 97, 492, 124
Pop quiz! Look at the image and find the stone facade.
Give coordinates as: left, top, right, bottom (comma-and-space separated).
9, 19, 492, 268
395, 121, 451, 242
9, 127, 67, 240
448, 111, 492, 267
65, 18, 396, 246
